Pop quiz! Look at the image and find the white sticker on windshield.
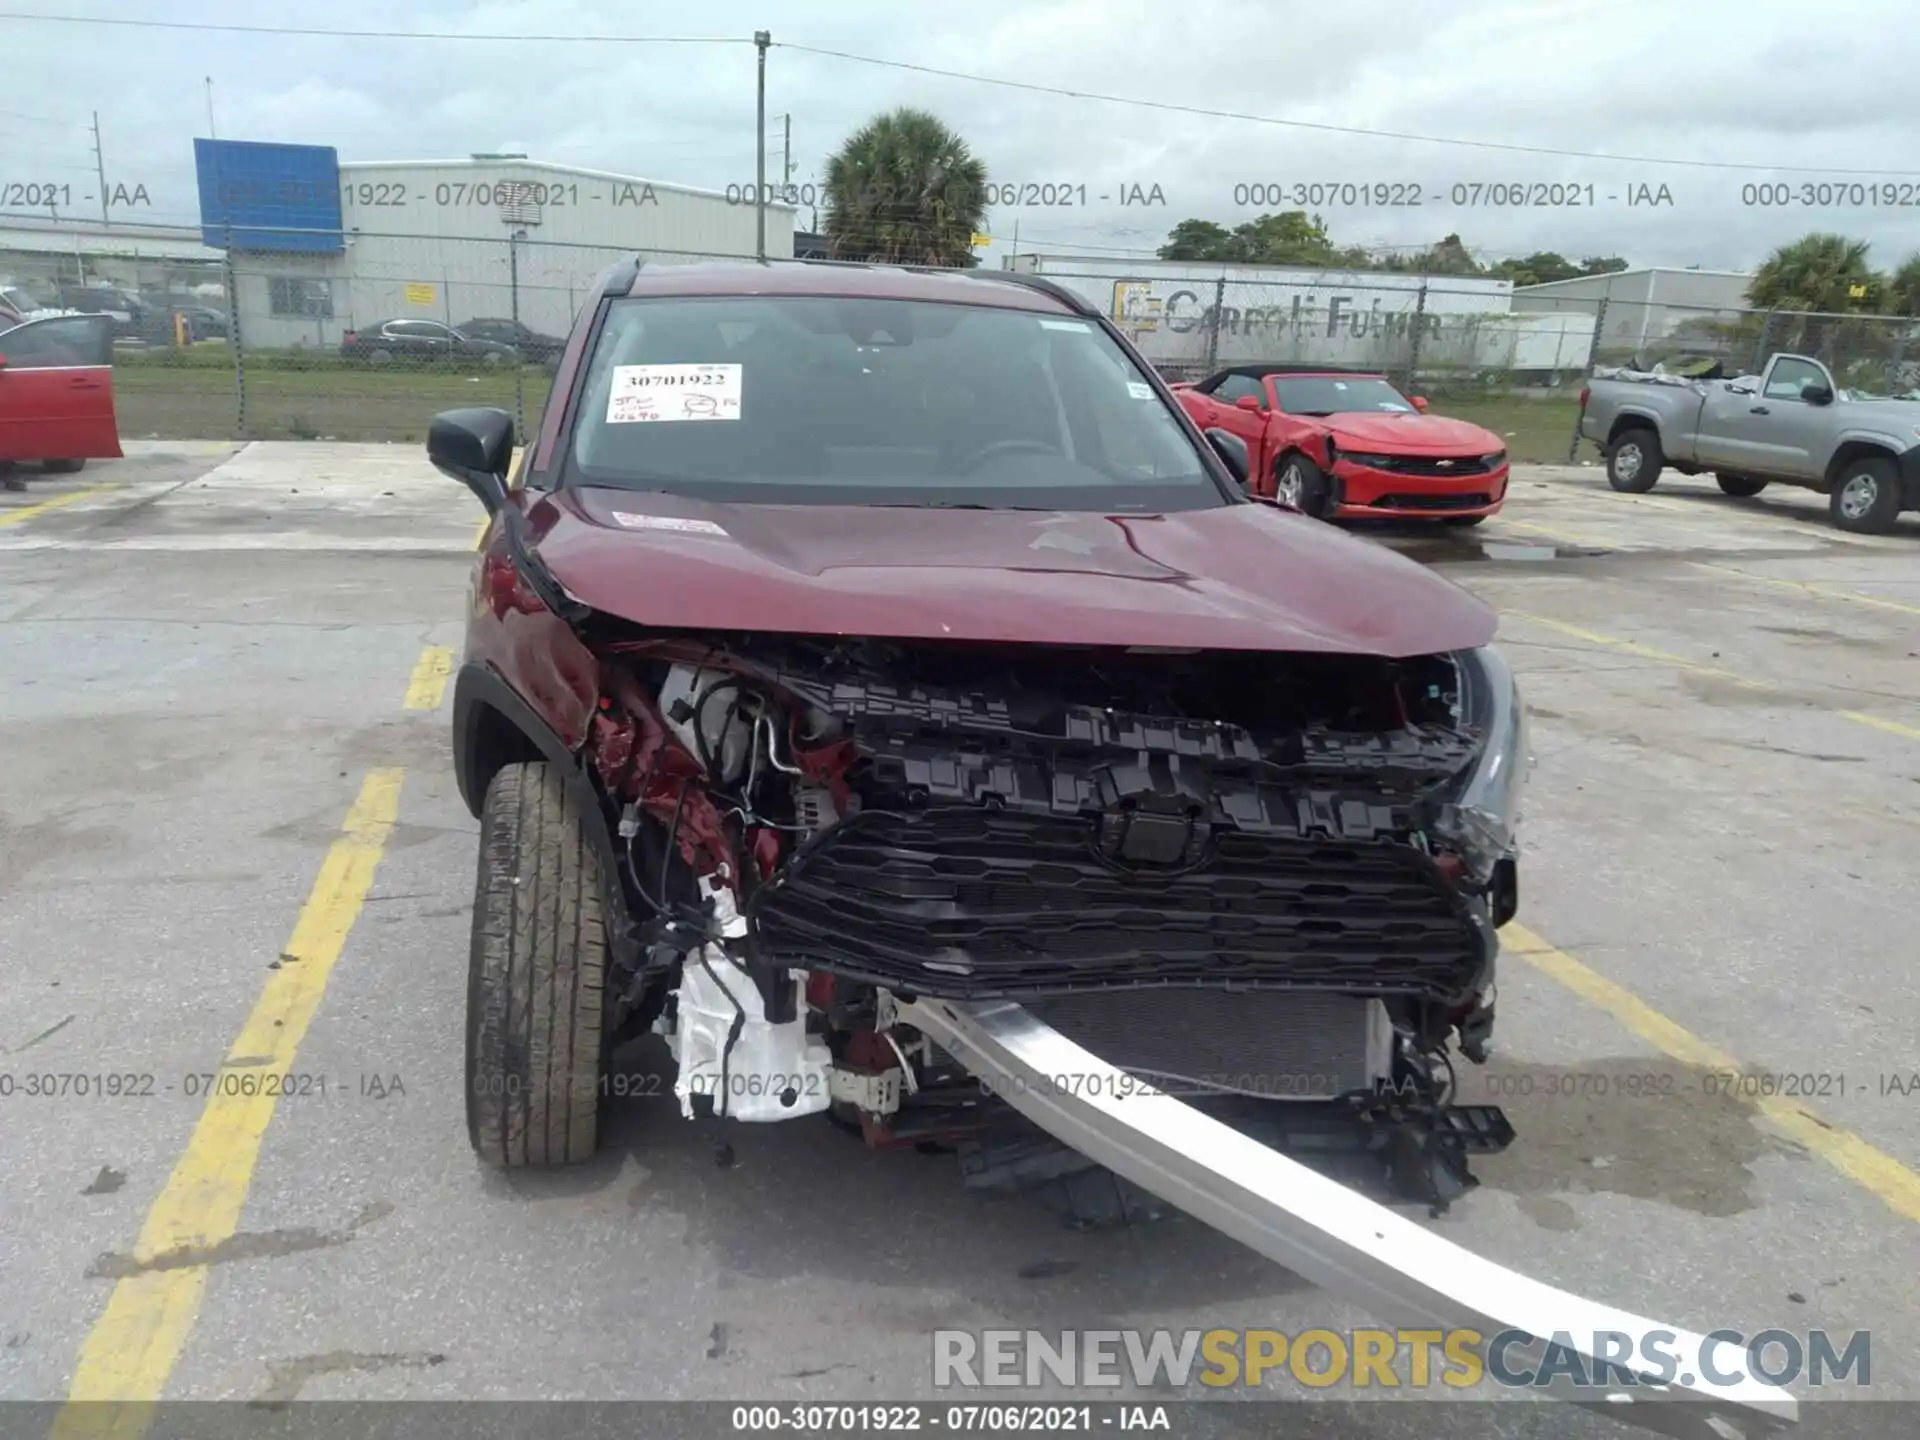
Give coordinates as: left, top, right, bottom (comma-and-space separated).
607, 363, 742, 423
1126, 381, 1156, 399
1039, 319, 1090, 332
609, 512, 728, 535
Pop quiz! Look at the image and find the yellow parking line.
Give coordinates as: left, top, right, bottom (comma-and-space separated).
1511, 611, 1920, 743
1688, 561, 1920, 617
1840, 710, 1920, 742
1503, 923, 1920, 1226
402, 646, 455, 710
1509, 611, 1763, 689
0, 481, 120, 528
50, 768, 404, 1428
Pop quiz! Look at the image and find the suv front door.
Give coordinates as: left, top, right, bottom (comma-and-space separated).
0, 314, 123, 463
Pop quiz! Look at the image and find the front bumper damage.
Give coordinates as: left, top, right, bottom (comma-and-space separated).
574, 635, 1792, 1435
903, 997, 1797, 1438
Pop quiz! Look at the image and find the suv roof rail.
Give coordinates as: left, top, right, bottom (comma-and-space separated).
600, 256, 644, 296
967, 269, 1099, 318
745, 255, 1100, 318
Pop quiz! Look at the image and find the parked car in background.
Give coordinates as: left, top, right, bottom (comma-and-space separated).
56, 284, 147, 337
339, 319, 519, 367
455, 317, 564, 366
131, 305, 231, 346
1170, 365, 1510, 524
1579, 352, 1920, 533
0, 312, 123, 483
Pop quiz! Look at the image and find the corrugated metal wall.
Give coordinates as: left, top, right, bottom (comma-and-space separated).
232, 160, 797, 349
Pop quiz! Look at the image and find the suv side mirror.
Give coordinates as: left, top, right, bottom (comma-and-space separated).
1203, 427, 1250, 484
427, 407, 514, 513
1233, 394, 1264, 412
1409, 395, 1430, 412
1800, 381, 1834, 405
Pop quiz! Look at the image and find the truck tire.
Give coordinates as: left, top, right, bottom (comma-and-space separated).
466, 760, 608, 1168
1715, 474, 1767, 498
42, 458, 86, 474
1829, 456, 1902, 534
1605, 428, 1662, 493
1274, 452, 1333, 516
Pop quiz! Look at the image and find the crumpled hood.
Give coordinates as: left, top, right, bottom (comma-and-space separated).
528, 487, 1496, 658
1321, 412, 1504, 454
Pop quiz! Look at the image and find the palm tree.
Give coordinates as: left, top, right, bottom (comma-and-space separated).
1887, 253, 1920, 317
1747, 233, 1881, 313
823, 109, 987, 268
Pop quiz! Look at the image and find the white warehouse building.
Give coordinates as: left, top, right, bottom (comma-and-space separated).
232, 155, 797, 349
1005, 254, 1595, 376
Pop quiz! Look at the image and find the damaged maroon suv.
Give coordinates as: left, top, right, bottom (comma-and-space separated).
429, 258, 1527, 1213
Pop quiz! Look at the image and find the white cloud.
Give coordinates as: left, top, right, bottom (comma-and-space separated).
3, 0, 1918, 270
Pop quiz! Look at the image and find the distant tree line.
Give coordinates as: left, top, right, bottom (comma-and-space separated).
1153, 212, 1627, 286
1154, 211, 1920, 318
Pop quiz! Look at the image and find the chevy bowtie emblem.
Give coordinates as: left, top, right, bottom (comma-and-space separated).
1436, 459, 1455, 467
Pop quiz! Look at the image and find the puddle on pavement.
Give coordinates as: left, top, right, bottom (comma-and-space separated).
1458, 1056, 1800, 1221
1387, 537, 1612, 564
1477, 541, 1600, 561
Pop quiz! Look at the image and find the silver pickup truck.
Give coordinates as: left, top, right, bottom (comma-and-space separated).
1578, 352, 1920, 533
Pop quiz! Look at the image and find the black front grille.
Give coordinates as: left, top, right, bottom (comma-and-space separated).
1369, 491, 1492, 511
1360, 455, 1493, 477
747, 806, 1485, 1001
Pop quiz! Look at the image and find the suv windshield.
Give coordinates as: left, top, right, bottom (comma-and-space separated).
1270, 375, 1415, 416
565, 295, 1222, 511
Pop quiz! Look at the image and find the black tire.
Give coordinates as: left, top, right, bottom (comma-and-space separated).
1440, 514, 1487, 527
466, 761, 608, 1167
42, 458, 86, 474
1715, 473, 1768, 498
369, 347, 395, 366
1605, 428, 1662, 493
1829, 456, 1902, 534
1273, 452, 1333, 516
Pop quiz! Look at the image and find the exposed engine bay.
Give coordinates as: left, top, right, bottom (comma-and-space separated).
578, 629, 1526, 1213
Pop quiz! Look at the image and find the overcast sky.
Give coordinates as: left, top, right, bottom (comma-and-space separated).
7, 0, 1920, 272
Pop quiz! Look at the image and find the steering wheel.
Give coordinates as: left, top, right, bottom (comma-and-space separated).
952, 438, 1061, 472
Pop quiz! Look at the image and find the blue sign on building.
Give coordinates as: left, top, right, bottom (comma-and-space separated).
195, 139, 344, 252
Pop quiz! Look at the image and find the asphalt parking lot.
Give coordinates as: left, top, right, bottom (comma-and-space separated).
2, 444, 1917, 1436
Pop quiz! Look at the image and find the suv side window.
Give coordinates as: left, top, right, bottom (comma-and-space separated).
1764, 357, 1827, 400
1212, 374, 1266, 405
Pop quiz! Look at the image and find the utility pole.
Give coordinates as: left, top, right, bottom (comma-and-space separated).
754, 31, 770, 260
782, 113, 793, 186
205, 78, 218, 139
90, 111, 109, 226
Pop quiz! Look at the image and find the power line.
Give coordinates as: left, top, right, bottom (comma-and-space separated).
773, 42, 1920, 178
6, 10, 1907, 179
0, 107, 82, 127
0, 11, 747, 42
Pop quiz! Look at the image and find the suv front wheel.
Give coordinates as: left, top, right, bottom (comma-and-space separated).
466, 761, 609, 1167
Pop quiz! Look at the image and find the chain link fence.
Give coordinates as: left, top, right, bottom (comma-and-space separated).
84, 222, 761, 444
21, 223, 1916, 462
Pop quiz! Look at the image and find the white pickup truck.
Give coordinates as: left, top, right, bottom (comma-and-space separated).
1578, 352, 1920, 533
